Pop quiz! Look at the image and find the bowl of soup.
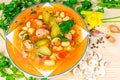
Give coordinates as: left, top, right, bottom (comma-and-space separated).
6, 3, 88, 77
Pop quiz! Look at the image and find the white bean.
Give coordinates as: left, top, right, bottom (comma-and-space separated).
73, 67, 82, 77
28, 28, 35, 35
65, 45, 71, 51
63, 16, 70, 21
95, 67, 105, 77
56, 46, 63, 51
88, 59, 98, 68
26, 21, 31, 28
85, 75, 96, 80
85, 49, 94, 60
51, 38, 61, 46
100, 60, 108, 67
57, 17, 62, 23
93, 52, 102, 61
60, 12, 65, 18
79, 61, 87, 70
22, 26, 28, 31
44, 60, 55, 66
61, 42, 70, 47
84, 66, 94, 75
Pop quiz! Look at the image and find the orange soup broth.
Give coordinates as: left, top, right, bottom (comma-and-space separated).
6, 3, 88, 76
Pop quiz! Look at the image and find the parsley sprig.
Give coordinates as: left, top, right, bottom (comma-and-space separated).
0, 52, 47, 80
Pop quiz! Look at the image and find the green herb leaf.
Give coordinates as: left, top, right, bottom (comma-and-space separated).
0, 3, 5, 10
63, 1, 73, 8
62, 37, 69, 42
59, 20, 74, 34
41, 78, 47, 80
24, 34, 29, 40
39, 0, 50, 2
69, 0, 77, 4
6, 74, 15, 80
29, 76, 36, 80
81, 0, 92, 10
11, 66, 18, 73
58, 34, 69, 42
98, 0, 120, 8
97, 7, 104, 13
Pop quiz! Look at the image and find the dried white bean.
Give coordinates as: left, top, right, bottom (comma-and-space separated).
79, 61, 87, 70
84, 66, 94, 75
88, 59, 98, 68
95, 67, 105, 77
85, 75, 96, 80
73, 67, 82, 77
93, 52, 102, 61
100, 60, 108, 67
87, 49, 94, 58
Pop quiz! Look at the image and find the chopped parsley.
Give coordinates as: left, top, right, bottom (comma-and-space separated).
59, 20, 74, 34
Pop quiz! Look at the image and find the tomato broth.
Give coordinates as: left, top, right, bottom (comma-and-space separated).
6, 3, 88, 77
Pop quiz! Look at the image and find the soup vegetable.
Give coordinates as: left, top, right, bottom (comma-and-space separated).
17, 10, 81, 67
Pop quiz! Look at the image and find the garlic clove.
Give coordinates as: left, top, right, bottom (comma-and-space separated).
91, 29, 104, 37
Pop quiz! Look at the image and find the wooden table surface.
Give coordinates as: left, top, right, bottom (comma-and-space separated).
0, 0, 120, 80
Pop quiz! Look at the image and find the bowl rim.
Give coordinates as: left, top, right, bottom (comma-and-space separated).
5, 2, 89, 78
